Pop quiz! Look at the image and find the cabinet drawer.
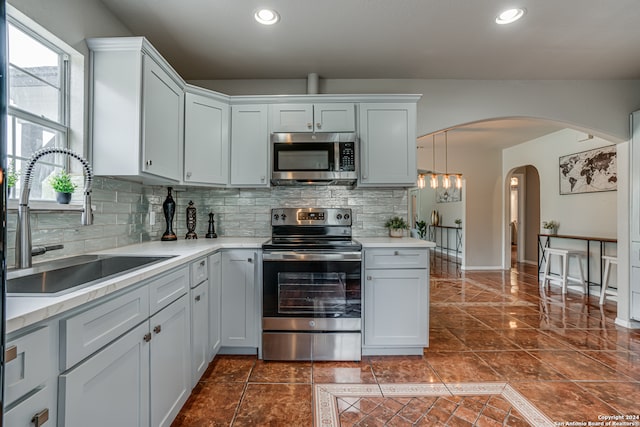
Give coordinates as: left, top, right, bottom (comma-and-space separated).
60, 285, 149, 370
5, 326, 51, 407
631, 242, 640, 267
365, 248, 428, 269
149, 267, 189, 314
4, 385, 53, 427
191, 257, 208, 288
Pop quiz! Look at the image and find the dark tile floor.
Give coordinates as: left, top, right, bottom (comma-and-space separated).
171, 254, 640, 426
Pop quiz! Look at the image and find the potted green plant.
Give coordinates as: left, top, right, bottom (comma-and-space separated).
385, 216, 409, 237
49, 169, 77, 204
7, 160, 18, 197
454, 218, 462, 228
415, 220, 427, 239
542, 220, 559, 235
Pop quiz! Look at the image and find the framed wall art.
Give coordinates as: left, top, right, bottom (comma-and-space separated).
559, 145, 617, 195
436, 186, 461, 203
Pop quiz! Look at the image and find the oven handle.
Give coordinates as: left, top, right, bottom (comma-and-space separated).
263, 251, 362, 261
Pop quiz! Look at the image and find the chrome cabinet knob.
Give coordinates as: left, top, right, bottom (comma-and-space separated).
307, 122, 312, 129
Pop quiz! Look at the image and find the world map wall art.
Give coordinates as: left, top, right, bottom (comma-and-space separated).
558, 144, 617, 195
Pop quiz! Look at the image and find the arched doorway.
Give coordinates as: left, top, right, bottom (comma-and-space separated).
504, 166, 540, 269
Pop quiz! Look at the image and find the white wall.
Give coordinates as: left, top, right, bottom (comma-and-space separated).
503, 129, 617, 238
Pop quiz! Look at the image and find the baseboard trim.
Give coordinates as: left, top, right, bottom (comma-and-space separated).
461, 265, 505, 271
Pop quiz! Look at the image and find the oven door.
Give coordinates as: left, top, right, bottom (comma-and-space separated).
262, 251, 361, 331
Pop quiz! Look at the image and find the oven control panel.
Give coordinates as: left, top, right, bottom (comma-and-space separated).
271, 208, 352, 226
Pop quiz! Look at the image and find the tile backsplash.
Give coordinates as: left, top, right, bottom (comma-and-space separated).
6, 177, 408, 266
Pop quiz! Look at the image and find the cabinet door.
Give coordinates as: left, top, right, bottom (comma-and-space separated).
209, 252, 222, 359
142, 54, 183, 182
191, 281, 209, 387
221, 250, 257, 347
59, 322, 150, 427
270, 104, 314, 132
184, 92, 229, 185
364, 269, 428, 347
314, 103, 355, 132
150, 294, 191, 427
4, 385, 53, 427
359, 103, 417, 187
230, 104, 269, 186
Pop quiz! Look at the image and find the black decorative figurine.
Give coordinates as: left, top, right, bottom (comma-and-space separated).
185, 200, 198, 239
206, 212, 218, 238
161, 187, 177, 241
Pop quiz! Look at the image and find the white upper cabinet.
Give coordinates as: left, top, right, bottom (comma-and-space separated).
230, 104, 269, 186
358, 102, 417, 187
184, 89, 230, 186
88, 37, 184, 183
270, 103, 355, 133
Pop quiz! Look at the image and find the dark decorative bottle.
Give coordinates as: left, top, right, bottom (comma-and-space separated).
206, 212, 218, 238
161, 187, 177, 241
185, 200, 198, 239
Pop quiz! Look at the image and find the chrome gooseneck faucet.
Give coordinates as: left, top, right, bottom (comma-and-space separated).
16, 147, 94, 269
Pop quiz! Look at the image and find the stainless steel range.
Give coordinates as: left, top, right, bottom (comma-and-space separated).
262, 208, 362, 361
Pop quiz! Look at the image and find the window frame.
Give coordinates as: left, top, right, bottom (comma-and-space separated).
6, 5, 85, 205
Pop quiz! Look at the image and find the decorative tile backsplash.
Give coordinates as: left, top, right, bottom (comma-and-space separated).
6, 177, 408, 266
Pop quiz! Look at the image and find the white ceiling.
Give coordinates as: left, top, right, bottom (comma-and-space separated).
98, 0, 637, 146
98, 0, 640, 81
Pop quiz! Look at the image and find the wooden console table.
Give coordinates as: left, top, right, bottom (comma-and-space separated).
537, 233, 617, 289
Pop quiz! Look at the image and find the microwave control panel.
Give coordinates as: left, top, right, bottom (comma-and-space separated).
338, 142, 356, 171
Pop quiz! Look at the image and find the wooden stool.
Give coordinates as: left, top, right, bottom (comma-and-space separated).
599, 255, 618, 305
540, 247, 587, 294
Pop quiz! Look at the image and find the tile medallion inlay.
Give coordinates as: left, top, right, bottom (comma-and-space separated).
314, 382, 554, 427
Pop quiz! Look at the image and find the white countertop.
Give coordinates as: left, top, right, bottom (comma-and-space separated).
6, 236, 433, 334
356, 237, 436, 248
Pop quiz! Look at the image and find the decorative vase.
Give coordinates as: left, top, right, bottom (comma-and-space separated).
389, 228, 404, 238
430, 210, 439, 226
185, 200, 198, 239
161, 187, 177, 241
56, 192, 72, 204
206, 212, 218, 238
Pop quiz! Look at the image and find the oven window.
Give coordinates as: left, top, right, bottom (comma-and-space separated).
263, 259, 361, 319
278, 272, 346, 315
277, 150, 329, 170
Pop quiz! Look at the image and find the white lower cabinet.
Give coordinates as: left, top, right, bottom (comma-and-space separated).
4, 385, 53, 427
150, 294, 191, 427
190, 279, 209, 386
363, 248, 429, 354
221, 250, 258, 350
59, 321, 150, 427
209, 252, 222, 359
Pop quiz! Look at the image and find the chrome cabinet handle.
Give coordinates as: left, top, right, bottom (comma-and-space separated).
153, 325, 162, 334
146, 160, 153, 167
316, 122, 322, 129
200, 260, 205, 266
186, 171, 192, 178
248, 258, 253, 263
307, 122, 312, 129
367, 276, 372, 280
394, 251, 400, 256
31, 408, 49, 427
143, 333, 152, 342
195, 295, 201, 302
5, 345, 17, 363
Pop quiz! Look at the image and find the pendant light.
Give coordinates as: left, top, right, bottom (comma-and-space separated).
430, 134, 439, 188
442, 131, 451, 189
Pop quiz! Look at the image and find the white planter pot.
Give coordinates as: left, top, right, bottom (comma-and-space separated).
389, 228, 404, 238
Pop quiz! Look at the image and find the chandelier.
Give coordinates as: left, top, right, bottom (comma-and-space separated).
417, 131, 462, 190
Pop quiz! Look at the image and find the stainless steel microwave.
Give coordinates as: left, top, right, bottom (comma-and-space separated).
270, 132, 358, 186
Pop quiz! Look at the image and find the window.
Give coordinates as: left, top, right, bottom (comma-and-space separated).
6, 8, 84, 202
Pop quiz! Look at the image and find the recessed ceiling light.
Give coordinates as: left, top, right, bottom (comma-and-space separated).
254, 8, 280, 25
495, 8, 526, 25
